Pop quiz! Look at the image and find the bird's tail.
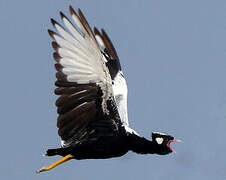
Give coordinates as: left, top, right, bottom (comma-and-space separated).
45, 147, 71, 156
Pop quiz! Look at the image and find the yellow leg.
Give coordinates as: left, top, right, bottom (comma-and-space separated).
36, 154, 74, 173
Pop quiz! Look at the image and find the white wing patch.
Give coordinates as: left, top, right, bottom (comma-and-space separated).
112, 71, 129, 126
112, 71, 139, 135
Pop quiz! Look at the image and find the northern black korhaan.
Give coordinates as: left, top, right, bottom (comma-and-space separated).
37, 6, 181, 173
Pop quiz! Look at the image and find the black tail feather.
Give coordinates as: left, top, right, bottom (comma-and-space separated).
45, 147, 72, 156
45, 148, 59, 156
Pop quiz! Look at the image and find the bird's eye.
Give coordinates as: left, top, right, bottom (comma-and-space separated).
155, 137, 164, 144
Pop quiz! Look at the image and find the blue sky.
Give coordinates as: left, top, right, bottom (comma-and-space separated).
1, 0, 226, 179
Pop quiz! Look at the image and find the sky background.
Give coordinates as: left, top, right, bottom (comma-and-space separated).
0, 0, 226, 179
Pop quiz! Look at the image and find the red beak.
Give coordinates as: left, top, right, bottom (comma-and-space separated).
167, 139, 181, 153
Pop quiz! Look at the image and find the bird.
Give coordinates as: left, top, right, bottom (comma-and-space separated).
36, 6, 181, 173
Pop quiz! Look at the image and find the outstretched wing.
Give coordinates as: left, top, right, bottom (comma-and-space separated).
48, 6, 123, 147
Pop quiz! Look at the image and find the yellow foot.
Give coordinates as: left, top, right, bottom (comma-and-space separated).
36, 154, 74, 173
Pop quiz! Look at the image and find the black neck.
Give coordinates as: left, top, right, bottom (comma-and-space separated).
126, 133, 158, 154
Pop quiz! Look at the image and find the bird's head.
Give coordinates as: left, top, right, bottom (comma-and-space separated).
152, 132, 181, 155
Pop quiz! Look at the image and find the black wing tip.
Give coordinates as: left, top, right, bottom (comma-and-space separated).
94, 27, 101, 35
59, 11, 66, 20
53, 52, 62, 62
78, 9, 89, 27
59, 11, 64, 18
78, 8, 83, 17
51, 18, 64, 30
69, 5, 77, 16
101, 28, 107, 37
48, 29, 55, 38
56, 71, 67, 82
55, 63, 63, 72
52, 41, 59, 51
50, 18, 57, 26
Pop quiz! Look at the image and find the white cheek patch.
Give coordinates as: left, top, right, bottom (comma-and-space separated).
156, 137, 164, 144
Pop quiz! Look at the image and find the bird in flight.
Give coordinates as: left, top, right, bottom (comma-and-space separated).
37, 6, 180, 173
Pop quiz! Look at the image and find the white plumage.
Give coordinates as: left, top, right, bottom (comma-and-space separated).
112, 71, 129, 126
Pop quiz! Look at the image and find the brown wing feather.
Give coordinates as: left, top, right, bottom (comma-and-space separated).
101, 29, 119, 60
54, 81, 102, 141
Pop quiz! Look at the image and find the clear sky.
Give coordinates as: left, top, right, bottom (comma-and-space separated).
1, 0, 226, 179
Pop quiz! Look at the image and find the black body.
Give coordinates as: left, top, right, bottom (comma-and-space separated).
46, 131, 173, 159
